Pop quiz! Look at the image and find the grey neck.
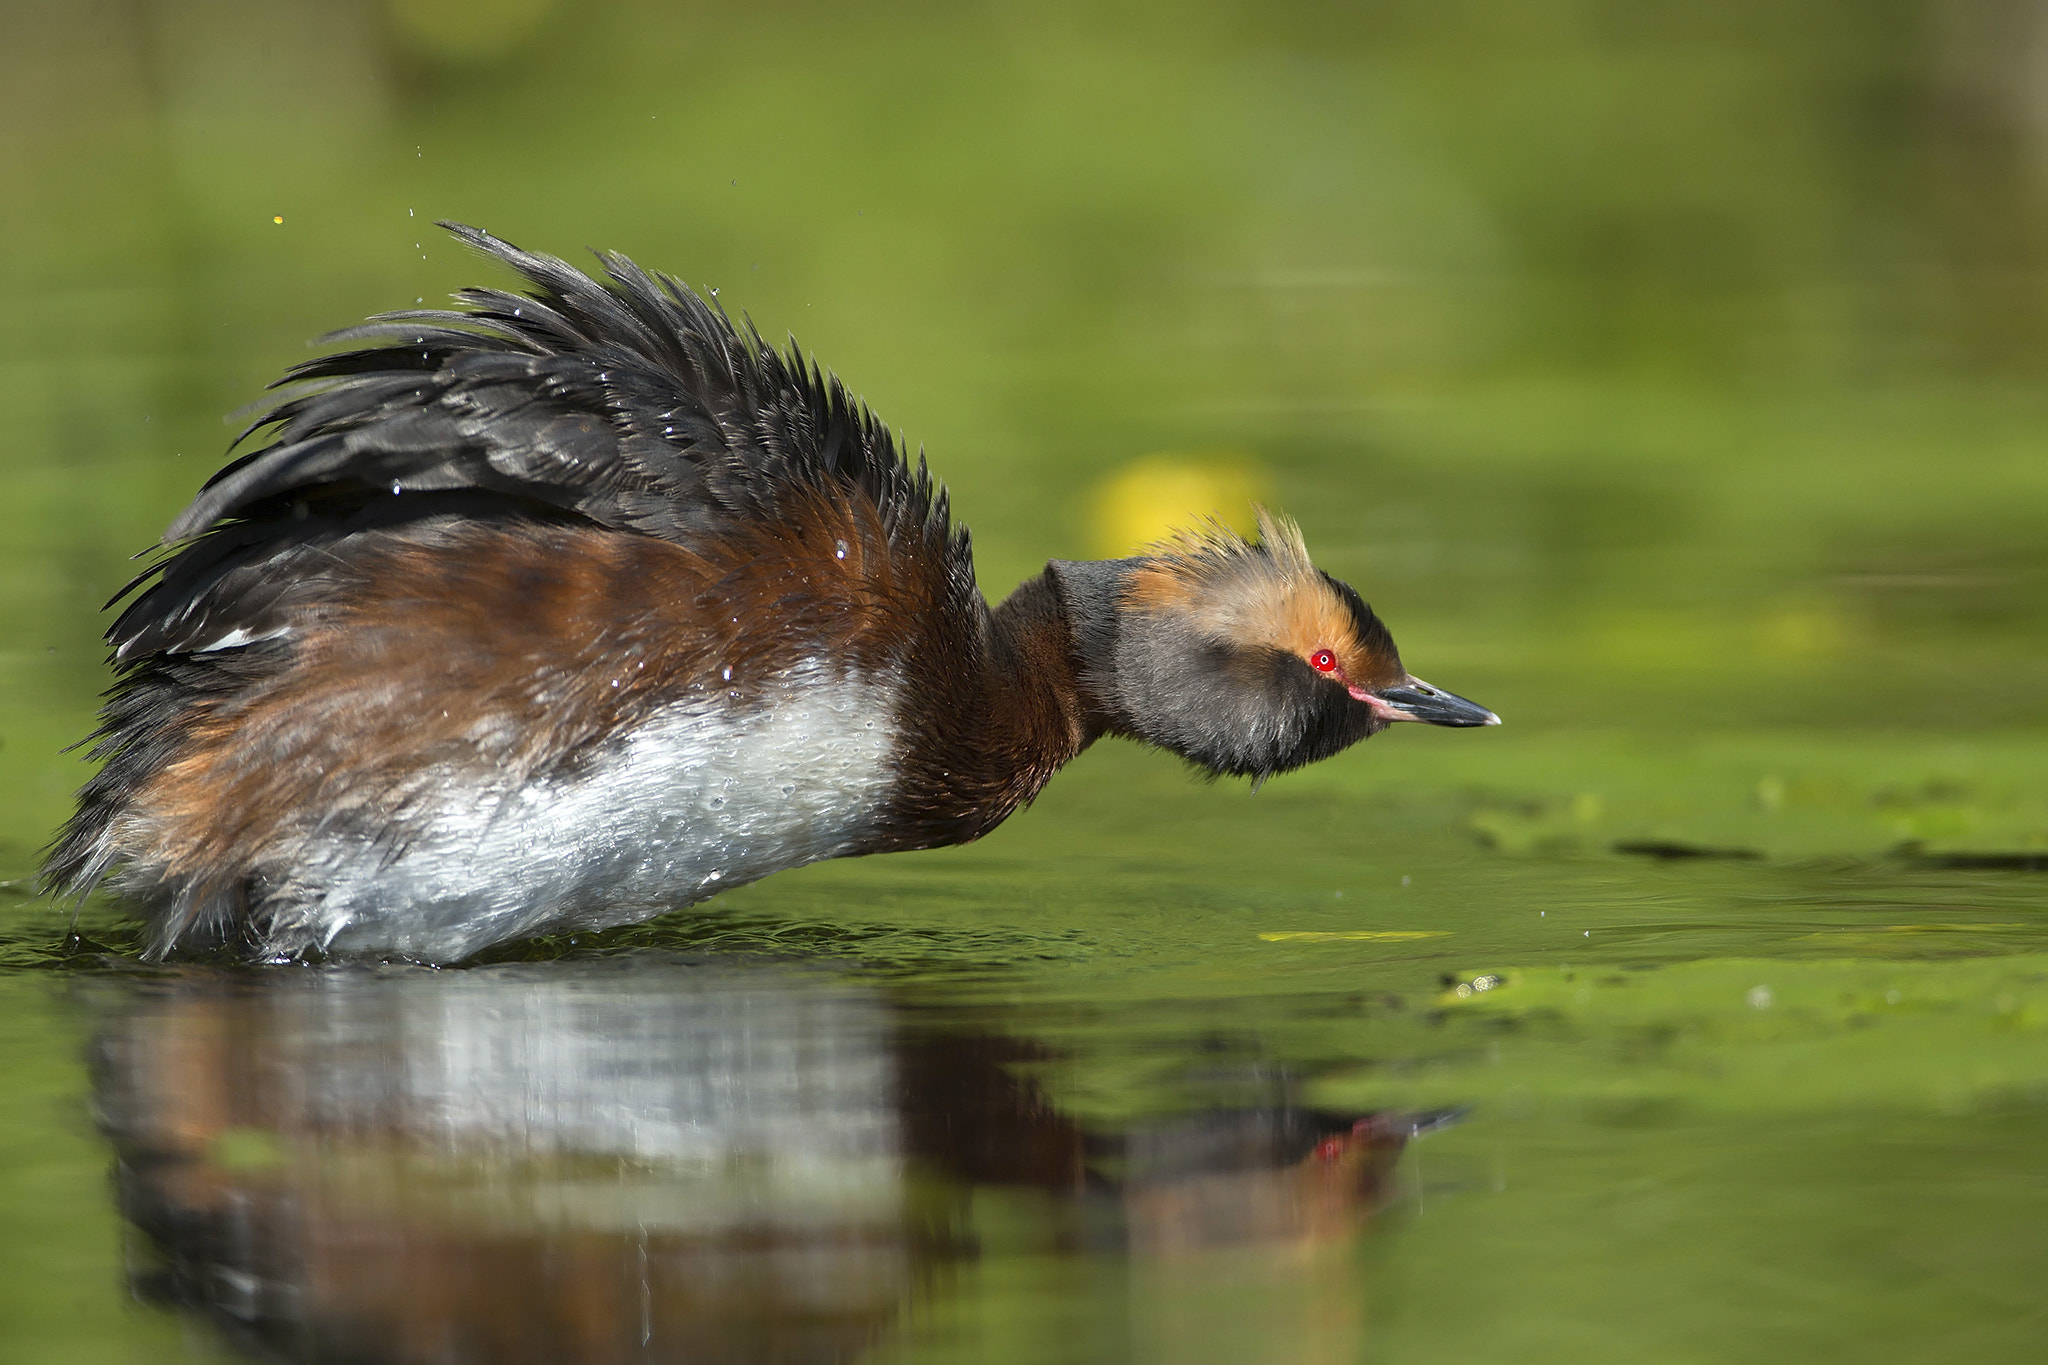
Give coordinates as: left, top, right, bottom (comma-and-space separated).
1042, 557, 1146, 734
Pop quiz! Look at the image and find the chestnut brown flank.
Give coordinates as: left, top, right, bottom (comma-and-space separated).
133, 485, 962, 889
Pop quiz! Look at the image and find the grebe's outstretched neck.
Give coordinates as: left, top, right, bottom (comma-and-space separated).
47, 224, 1497, 962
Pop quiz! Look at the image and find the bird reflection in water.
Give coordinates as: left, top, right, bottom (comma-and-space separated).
89, 960, 1452, 1363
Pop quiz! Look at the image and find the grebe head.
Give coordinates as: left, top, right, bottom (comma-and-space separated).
1053, 509, 1497, 782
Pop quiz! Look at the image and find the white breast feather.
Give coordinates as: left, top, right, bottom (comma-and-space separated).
271, 662, 901, 960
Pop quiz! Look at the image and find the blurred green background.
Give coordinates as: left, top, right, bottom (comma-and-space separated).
4, 1, 2048, 1361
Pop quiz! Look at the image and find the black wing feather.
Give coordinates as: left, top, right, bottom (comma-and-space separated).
119, 222, 963, 661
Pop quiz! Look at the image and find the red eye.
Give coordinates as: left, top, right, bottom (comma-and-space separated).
1310, 649, 1338, 673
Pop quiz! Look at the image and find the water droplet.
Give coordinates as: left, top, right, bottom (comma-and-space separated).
721, 665, 733, 681
834, 539, 848, 559
780, 783, 794, 797
391, 482, 402, 496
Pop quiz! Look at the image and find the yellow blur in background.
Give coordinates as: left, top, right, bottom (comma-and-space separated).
1089, 454, 1268, 558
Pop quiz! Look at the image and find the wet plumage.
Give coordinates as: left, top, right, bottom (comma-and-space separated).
47, 224, 1497, 962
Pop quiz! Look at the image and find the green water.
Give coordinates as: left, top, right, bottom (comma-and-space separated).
5, 2, 2048, 1360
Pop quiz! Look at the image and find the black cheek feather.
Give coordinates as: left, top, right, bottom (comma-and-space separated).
1239, 650, 1380, 779
1279, 668, 1381, 773
1122, 640, 1378, 781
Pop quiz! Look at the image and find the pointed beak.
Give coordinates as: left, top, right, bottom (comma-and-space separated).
1358, 676, 1500, 728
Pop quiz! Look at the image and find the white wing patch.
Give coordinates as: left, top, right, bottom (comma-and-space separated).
188, 624, 292, 653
